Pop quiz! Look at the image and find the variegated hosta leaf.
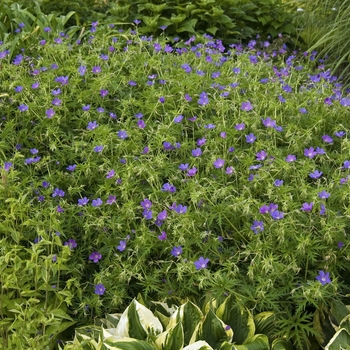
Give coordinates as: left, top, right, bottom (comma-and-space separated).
220, 334, 269, 350
167, 300, 203, 345
108, 299, 163, 340
216, 295, 255, 344
155, 321, 184, 350
102, 337, 157, 350
325, 328, 350, 350
182, 340, 214, 350
190, 309, 233, 348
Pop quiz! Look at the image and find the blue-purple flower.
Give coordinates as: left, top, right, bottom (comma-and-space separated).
89, 252, 102, 263
301, 202, 313, 212
171, 246, 183, 257
194, 257, 209, 270
316, 270, 331, 285
94, 283, 106, 295
117, 240, 127, 251
241, 101, 253, 111
213, 158, 225, 168
251, 220, 264, 234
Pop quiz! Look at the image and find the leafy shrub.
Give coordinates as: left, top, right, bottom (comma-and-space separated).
1, 23, 350, 348
64, 296, 291, 349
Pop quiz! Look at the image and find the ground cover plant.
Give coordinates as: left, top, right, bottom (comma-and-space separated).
1, 20, 350, 349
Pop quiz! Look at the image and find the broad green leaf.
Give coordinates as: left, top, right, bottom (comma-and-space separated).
167, 300, 203, 345
190, 309, 233, 348
216, 295, 255, 344
115, 299, 163, 340
271, 338, 294, 350
103, 337, 157, 350
220, 334, 269, 350
325, 328, 350, 350
330, 300, 350, 326
155, 321, 184, 350
183, 341, 214, 350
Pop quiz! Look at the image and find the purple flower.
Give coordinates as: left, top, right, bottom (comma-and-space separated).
52, 188, 65, 198
18, 104, 28, 112
52, 98, 62, 106
226, 166, 234, 174
316, 147, 325, 155
187, 167, 197, 176
299, 108, 307, 114
256, 150, 267, 161
320, 203, 326, 216
342, 160, 350, 169
233, 67, 240, 74
318, 190, 330, 199
54, 76, 69, 86
78, 65, 86, 76
335, 131, 345, 138
117, 240, 127, 251
94, 284, 106, 295
171, 246, 183, 257
179, 163, 189, 171
137, 120, 146, 129
198, 92, 209, 106
241, 101, 253, 111
322, 135, 333, 143
251, 220, 264, 234
46, 108, 55, 118
158, 231, 167, 240
340, 98, 350, 107
192, 148, 202, 157
140, 198, 152, 209
304, 147, 317, 158
31, 81, 40, 89
285, 154, 296, 162
106, 195, 116, 205
89, 252, 102, 263
274, 179, 284, 187
97, 107, 105, 113
270, 210, 284, 220
157, 210, 168, 221
14, 86, 23, 93
78, 197, 89, 206
42, 181, 50, 188
100, 89, 108, 97
316, 270, 331, 285
87, 121, 98, 130
92, 66, 101, 74
106, 169, 115, 178
309, 170, 323, 179
82, 105, 91, 111
159, 96, 165, 103
174, 204, 187, 214
64, 239, 77, 249
338, 241, 344, 249
301, 202, 313, 212
194, 257, 209, 270
174, 115, 184, 123
235, 123, 245, 130
181, 63, 192, 73
94, 145, 103, 153
185, 94, 192, 101
245, 133, 256, 143
262, 117, 276, 128
118, 130, 128, 140
162, 183, 176, 193
212, 71, 220, 78
92, 198, 103, 207
66, 164, 76, 171
4, 162, 13, 172
204, 123, 216, 129
213, 158, 225, 169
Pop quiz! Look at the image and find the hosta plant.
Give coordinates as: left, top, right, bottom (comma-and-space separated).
63, 295, 293, 349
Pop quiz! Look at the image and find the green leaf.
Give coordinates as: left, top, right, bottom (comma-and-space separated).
167, 300, 203, 346
190, 309, 233, 348
155, 321, 184, 350
216, 295, 255, 344
220, 334, 269, 350
271, 338, 294, 350
103, 337, 157, 350
183, 341, 214, 350
325, 328, 350, 350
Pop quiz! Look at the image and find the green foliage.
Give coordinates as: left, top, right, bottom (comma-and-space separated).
1, 0, 296, 47
1, 22, 350, 349
65, 296, 282, 349
283, 0, 350, 88
0, 238, 75, 348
